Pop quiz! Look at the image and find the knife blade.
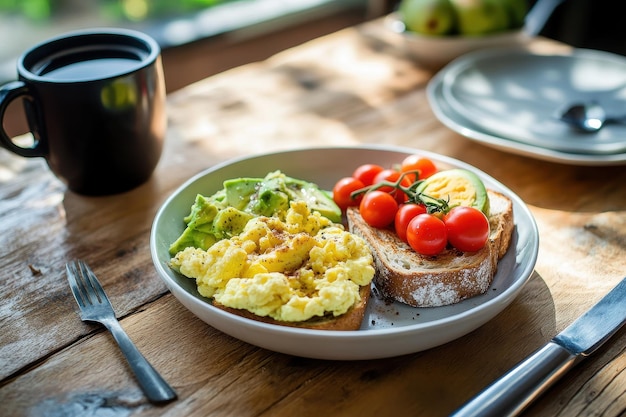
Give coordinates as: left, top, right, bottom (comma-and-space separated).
451, 276, 626, 417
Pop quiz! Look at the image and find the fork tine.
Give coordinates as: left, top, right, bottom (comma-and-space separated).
66, 261, 88, 308
77, 260, 109, 305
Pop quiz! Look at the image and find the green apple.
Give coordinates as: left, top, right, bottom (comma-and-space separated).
502, 0, 528, 28
400, 0, 456, 36
450, 0, 510, 35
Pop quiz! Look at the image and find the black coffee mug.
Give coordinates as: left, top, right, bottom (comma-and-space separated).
0, 28, 166, 195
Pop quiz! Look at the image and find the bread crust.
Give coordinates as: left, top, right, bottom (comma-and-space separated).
212, 284, 371, 330
347, 190, 514, 307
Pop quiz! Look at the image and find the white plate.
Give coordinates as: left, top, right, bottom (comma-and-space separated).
428, 66, 626, 166
150, 146, 539, 360
440, 48, 626, 155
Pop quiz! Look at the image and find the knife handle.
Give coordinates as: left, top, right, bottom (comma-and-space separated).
450, 342, 578, 417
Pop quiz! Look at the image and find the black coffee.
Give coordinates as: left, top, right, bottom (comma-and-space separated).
41, 57, 141, 81
31, 44, 149, 82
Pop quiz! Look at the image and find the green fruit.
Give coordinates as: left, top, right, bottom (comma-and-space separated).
224, 174, 342, 223
283, 178, 343, 224
502, 0, 528, 28
400, 0, 456, 36
416, 168, 489, 215
450, 0, 510, 35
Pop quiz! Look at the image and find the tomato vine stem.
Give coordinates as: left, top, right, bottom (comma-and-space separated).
350, 170, 452, 214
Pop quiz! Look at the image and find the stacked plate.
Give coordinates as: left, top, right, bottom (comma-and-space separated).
427, 48, 626, 165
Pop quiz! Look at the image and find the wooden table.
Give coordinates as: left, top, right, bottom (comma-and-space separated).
1, 18, 625, 417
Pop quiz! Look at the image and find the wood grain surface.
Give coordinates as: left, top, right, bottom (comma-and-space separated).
1, 18, 625, 417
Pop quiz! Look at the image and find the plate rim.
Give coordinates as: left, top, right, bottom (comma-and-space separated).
150, 145, 539, 358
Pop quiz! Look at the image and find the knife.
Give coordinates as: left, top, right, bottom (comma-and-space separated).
451, 276, 626, 417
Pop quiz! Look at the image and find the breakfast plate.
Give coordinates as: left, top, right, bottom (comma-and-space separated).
428, 66, 626, 166
150, 145, 539, 360
439, 48, 626, 155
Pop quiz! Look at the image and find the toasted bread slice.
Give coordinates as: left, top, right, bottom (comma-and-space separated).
212, 284, 371, 330
346, 190, 514, 307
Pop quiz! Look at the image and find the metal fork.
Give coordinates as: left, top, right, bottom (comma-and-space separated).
66, 260, 177, 403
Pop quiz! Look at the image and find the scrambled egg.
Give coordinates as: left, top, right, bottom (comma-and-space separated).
170, 200, 375, 322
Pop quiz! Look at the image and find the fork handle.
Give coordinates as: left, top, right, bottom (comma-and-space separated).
103, 319, 177, 403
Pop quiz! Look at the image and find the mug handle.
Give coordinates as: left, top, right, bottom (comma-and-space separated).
0, 81, 46, 158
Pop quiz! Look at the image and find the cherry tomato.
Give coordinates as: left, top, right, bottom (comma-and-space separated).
359, 190, 399, 228
394, 203, 427, 243
406, 214, 448, 256
333, 177, 365, 211
373, 169, 412, 203
353, 163, 384, 186
443, 206, 490, 252
400, 154, 437, 182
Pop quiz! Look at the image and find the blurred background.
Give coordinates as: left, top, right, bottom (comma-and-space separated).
1, 0, 624, 134
1, 0, 624, 88
0, 0, 626, 91
0, 0, 378, 92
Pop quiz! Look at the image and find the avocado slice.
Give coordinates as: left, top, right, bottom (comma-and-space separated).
212, 206, 255, 239
284, 178, 342, 223
223, 174, 342, 222
170, 172, 343, 255
415, 168, 489, 215
223, 178, 260, 210
169, 194, 222, 254
254, 184, 290, 217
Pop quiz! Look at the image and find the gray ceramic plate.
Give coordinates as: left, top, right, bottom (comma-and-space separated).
432, 48, 626, 161
428, 58, 626, 166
